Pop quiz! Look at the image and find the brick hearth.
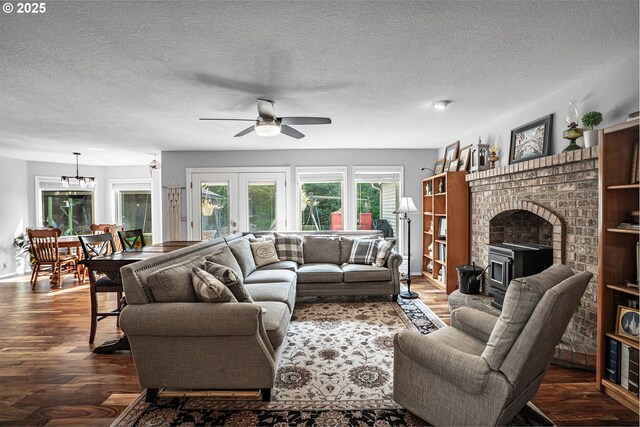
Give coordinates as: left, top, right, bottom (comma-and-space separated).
461, 146, 599, 369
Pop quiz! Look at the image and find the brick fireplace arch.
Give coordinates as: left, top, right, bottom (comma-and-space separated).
488, 200, 564, 264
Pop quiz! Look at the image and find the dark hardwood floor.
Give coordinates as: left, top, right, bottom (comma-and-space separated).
0, 273, 637, 425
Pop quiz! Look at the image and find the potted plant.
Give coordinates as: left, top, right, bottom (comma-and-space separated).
581, 111, 603, 147
12, 232, 33, 274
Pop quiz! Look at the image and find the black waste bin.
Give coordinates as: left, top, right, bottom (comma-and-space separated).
456, 265, 484, 294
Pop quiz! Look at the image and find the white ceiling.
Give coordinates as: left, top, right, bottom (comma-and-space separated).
0, 1, 637, 166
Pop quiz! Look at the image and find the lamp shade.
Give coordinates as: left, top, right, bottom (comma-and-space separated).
394, 196, 419, 214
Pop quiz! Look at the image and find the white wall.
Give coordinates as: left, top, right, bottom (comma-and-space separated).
0, 156, 29, 278
0, 159, 156, 277
437, 55, 639, 164
161, 149, 438, 275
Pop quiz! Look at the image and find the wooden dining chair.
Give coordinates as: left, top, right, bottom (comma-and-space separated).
91, 223, 124, 252
78, 234, 123, 344
118, 229, 146, 250
27, 227, 79, 289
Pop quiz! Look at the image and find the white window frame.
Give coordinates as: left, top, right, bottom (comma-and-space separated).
35, 175, 99, 231
295, 166, 349, 230
109, 178, 153, 228
186, 167, 292, 239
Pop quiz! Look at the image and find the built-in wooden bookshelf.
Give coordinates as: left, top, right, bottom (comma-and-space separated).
421, 171, 469, 294
596, 119, 640, 414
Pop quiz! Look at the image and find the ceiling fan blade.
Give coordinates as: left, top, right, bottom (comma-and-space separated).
234, 126, 255, 137
199, 118, 255, 121
257, 99, 276, 120
280, 125, 305, 139
279, 117, 332, 125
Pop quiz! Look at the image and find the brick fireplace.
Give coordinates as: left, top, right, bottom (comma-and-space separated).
464, 147, 599, 368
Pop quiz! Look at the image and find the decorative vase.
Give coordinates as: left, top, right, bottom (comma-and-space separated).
583, 129, 599, 147
489, 151, 499, 169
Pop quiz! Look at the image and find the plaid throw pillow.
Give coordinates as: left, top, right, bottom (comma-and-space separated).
274, 233, 304, 264
349, 239, 379, 265
191, 267, 237, 303
375, 239, 396, 267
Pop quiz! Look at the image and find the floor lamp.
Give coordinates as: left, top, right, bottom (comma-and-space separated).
394, 196, 419, 299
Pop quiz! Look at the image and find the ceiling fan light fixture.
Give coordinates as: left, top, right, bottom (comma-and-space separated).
433, 100, 451, 110
255, 121, 281, 137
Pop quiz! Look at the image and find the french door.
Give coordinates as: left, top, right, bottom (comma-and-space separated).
189, 170, 287, 240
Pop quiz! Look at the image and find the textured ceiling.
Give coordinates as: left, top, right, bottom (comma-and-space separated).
0, 0, 637, 165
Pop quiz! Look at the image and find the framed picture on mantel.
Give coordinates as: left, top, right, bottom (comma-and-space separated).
509, 114, 553, 164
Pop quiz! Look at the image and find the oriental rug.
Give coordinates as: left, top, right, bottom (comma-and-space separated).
113, 296, 548, 426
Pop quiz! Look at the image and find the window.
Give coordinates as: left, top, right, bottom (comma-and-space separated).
353, 167, 402, 240
36, 177, 96, 235
110, 180, 153, 244
297, 167, 347, 231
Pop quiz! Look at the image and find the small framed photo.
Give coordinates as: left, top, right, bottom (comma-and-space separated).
448, 159, 459, 172
438, 217, 447, 239
457, 145, 472, 171
434, 158, 445, 174
444, 141, 460, 163
509, 114, 553, 164
616, 305, 639, 340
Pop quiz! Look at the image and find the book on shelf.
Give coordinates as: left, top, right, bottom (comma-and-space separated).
621, 343, 630, 390
629, 347, 639, 396
606, 337, 621, 383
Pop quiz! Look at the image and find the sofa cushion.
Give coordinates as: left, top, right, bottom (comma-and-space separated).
303, 236, 340, 264
297, 263, 343, 283
229, 238, 257, 278
244, 269, 296, 284
482, 264, 575, 370
257, 260, 298, 272
274, 233, 304, 264
206, 246, 244, 280
146, 256, 206, 302
342, 264, 391, 282
348, 239, 379, 265
250, 240, 280, 268
191, 267, 238, 303
245, 282, 296, 313
375, 239, 396, 267
254, 301, 290, 348
204, 261, 253, 303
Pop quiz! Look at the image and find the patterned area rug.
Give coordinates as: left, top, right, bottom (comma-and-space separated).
113, 295, 547, 426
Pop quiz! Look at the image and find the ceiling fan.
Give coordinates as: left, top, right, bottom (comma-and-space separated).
200, 99, 331, 139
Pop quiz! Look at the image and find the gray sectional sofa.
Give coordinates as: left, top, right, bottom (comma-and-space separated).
120, 230, 401, 402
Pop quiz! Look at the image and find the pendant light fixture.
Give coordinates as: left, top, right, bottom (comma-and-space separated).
61, 152, 95, 189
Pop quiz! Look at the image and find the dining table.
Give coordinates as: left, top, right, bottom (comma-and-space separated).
83, 240, 201, 354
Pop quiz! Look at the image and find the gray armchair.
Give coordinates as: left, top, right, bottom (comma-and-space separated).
394, 264, 592, 426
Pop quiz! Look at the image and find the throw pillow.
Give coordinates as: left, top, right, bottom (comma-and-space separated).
274, 232, 304, 264
348, 239, 379, 265
339, 237, 355, 265
250, 240, 280, 268
375, 239, 396, 267
204, 261, 254, 303
249, 234, 275, 243
229, 238, 257, 278
206, 246, 244, 280
191, 267, 237, 303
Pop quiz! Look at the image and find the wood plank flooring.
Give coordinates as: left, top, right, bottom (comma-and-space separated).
0, 273, 637, 425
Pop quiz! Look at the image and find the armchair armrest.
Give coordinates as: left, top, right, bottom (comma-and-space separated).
394, 330, 491, 395
120, 302, 262, 337
451, 307, 498, 343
